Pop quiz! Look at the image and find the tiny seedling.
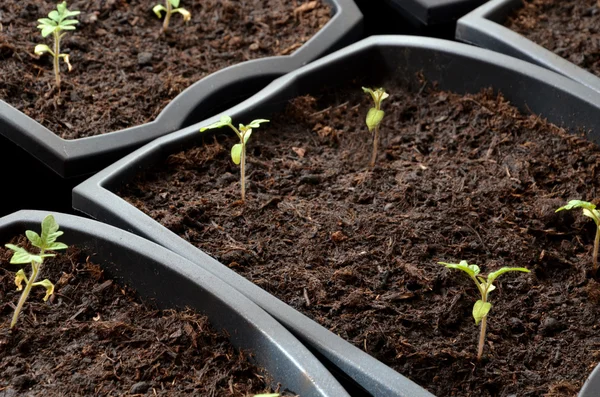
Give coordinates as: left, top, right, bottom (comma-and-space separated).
5, 215, 68, 328
200, 116, 269, 202
362, 87, 389, 168
439, 260, 529, 360
153, 0, 191, 32
34, 1, 80, 90
556, 199, 600, 274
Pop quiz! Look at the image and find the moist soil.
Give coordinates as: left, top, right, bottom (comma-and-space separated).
0, 0, 330, 139
0, 239, 293, 396
120, 78, 600, 396
505, 0, 600, 78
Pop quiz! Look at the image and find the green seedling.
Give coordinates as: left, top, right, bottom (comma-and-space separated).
34, 1, 80, 90
200, 116, 269, 202
556, 199, 600, 274
153, 0, 191, 32
439, 260, 529, 360
6, 215, 68, 328
362, 87, 389, 168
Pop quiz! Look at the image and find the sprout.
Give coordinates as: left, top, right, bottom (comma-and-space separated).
556, 199, 600, 274
6, 215, 68, 328
200, 115, 269, 202
153, 0, 191, 33
439, 260, 529, 360
35, 1, 80, 90
362, 87, 389, 168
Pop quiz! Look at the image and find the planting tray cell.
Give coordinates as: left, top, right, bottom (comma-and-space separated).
456, 0, 600, 94
0, 0, 362, 215
0, 210, 350, 397
73, 35, 600, 396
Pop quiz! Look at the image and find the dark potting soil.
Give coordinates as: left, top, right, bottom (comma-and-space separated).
0, 0, 331, 139
505, 0, 600, 78
0, 238, 293, 396
119, 78, 600, 396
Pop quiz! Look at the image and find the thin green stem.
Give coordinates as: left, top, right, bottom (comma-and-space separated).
477, 314, 487, 361
163, 0, 172, 32
11, 262, 40, 328
594, 227, 599, 274
241, 143, 246, 202
370, 125, 379, 168
53, 31, 61, 89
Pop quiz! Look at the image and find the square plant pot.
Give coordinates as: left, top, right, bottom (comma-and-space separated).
456, 0, 600, 94
0, 210, 350, 397
73, 35, 600, 396
0, 0, 362, 216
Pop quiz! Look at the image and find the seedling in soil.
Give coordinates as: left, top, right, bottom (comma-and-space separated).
34, 1, 80, 90
439, 260, 529, 360
556, 199, 600, 274
153, 0, 191, 32
362, 87, 389, 168
200, 116, 269, 202
5, 215, 68, 328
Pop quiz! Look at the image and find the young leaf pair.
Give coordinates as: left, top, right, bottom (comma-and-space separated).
556, 200, 600, 274
6, 215, 68, 328
201, 116, 270, 202
153, 0, 191, 32
440, 261, 529, 360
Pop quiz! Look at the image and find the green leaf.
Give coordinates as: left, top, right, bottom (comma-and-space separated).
25, 230, 43, 249
231, 143, 243, 165
49, 10, 61, 22
200, 115, 232, 132
473, 300, 492, 325
556, 199, 596, 213
170, 0, 181, 8
153, 4, 167, 18
46, 242, 68, 251
41, 25, 57, 37
439, 260, 480, 278
61, 25, 76, 30
41, 215, 63, 247
5, 244, 50, 264
63, 9, 81, 18
246, 119, 269, 129
365, 108, 384, 132
243, 129, 252, 144
60, 19, 79, 26
487, 267, 530, 285
38, 18, 57, 26
57, 1, 67, 15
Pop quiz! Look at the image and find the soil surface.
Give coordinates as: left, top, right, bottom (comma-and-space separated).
0, 238, 293, 396
0, 0, 331, 139
120, 78, 600, 396
505, 0, 600, 78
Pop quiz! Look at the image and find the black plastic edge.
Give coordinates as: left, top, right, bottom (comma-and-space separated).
455, 0, 600, 94
74, 35, 600, 396
0, 210, 350, 397
385, 0, 487, 25
0, 0, 362, 179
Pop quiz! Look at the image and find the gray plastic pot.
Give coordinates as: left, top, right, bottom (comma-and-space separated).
455, 0, 600, 94
0, 210, 350, 397
0, 0, 362, 216
73, 35, 600, 396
